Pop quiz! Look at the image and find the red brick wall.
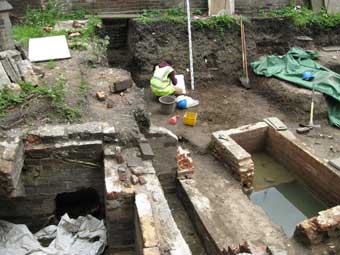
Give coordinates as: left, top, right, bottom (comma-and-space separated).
8, 0, 41, 16
8, 0, 208, 16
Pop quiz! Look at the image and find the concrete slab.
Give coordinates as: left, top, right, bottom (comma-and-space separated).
28, 35, 71, 62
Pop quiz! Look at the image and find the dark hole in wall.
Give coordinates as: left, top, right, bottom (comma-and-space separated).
98, 18, 132, 68
55, 188, 103, 220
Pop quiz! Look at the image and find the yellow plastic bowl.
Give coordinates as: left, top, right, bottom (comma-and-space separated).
184, 112, 197, 126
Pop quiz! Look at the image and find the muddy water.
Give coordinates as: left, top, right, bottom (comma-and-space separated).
250, 153, 327, 237
165, 193, 207, 255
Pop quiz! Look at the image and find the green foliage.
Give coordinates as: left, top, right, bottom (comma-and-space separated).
165, 8, 186, 17
137, 9, 186, 24
46, 60, 57, 70
192, 15, 237, 32
263, 6, 340, 29
0, 80, 81, 121
79, 74, 90, 96
192, 9, 203, 15
12, 0, 92, 47
12, 25, 67, 47
23, 0, 87, 27
136, 8, 237, 32
82, 16, 102, 40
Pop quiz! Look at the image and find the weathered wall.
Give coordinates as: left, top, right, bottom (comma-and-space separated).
7, 0, 40, 16
0, 141, 105, 231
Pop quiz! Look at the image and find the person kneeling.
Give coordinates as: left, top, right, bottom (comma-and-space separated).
150, 60, 183, 97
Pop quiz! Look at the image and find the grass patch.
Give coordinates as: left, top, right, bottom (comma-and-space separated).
46, 60, 57, 70
135, 8, 238, 32
262, 6, 340, 29
0, 80, 81, 121
136, 8, 186, 24
23, 0, 87, 27
12, 0, 101, 48
12, 26, 67, 47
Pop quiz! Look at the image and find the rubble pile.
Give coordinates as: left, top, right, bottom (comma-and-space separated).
176, 146, 194, 179
294, 205, 340, 245
0, 49, 39, 90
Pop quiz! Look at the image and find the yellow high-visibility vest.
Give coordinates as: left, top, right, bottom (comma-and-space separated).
150, 66, 175, 96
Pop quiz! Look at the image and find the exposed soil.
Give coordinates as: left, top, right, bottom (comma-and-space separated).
146, 81, 340, 162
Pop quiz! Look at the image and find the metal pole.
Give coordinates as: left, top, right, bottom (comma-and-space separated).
186, 0, 195, 91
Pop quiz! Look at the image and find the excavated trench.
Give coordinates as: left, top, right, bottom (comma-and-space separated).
250, 152, 327, 237
99, 16, 340, 254
0, 15, 337, 255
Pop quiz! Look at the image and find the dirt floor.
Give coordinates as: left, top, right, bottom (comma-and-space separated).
146, 80, 340, 161
3, 44, 340, 254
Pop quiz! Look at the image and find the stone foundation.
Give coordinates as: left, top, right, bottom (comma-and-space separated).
0, 122, 190, 254
210, 120, 340, 247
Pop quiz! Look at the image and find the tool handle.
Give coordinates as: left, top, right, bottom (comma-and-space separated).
240, 19, 246, 73
309, 101, 314, 125
243, 22, 249, 80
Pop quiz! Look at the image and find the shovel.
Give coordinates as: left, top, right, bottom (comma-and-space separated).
300, 82, 321, 129
307, 82, 321, 129
240, 18, 250, 89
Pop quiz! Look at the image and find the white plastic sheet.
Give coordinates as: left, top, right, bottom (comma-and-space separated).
0, 214, 106, 255
174, 74, 187, 94
28, 35, 71, 62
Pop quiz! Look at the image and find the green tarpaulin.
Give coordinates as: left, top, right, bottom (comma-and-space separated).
251, 48, 340, 128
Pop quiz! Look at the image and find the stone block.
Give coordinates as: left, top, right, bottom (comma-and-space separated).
131, 174, 139, 185
28, 125, 66, 142
110, 79, 132, 93
139, 176, 147, 185
96, 91, 106, 101
135, 193, 159, 248
103, 126, 117, 140
143, 247, 161, 255
17, 59, 39, 85
66, 122, 104, 139
139, 142, 154, 160
0, 138, 24, 197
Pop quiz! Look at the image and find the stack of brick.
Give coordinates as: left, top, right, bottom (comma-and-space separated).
176, 146, 194, 178
211, 131, 254, 193
294, 206, 340, 245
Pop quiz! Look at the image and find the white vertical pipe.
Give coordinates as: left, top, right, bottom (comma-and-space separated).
186, 0, 195, 91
